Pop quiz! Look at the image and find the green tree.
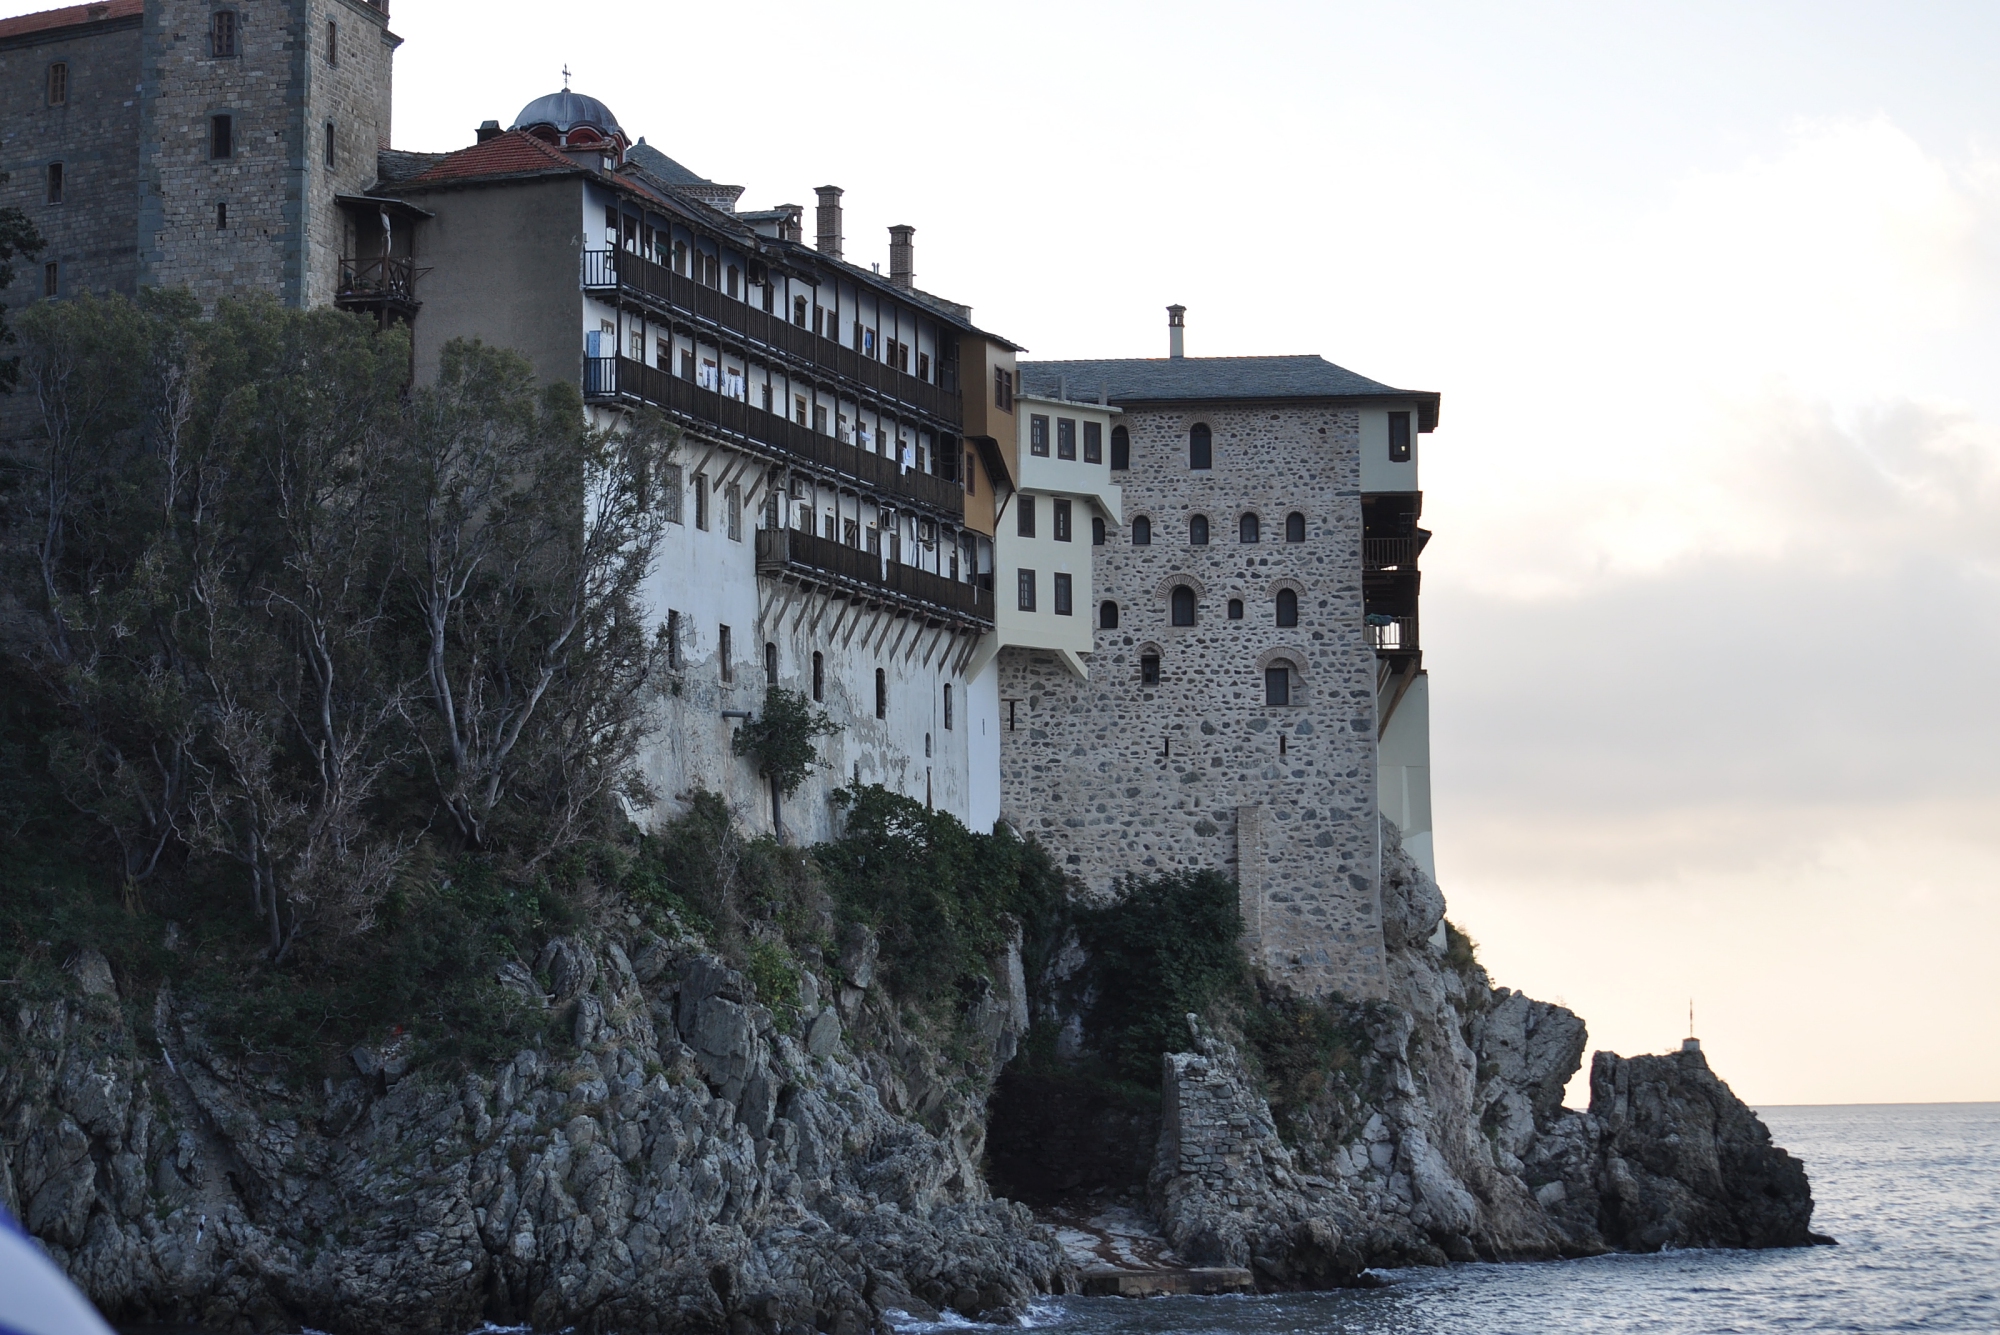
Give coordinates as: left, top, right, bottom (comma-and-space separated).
6, 298, 676, 963
731, 685, 839, 836
0, 178, 46, 392
394, 339, 677, 858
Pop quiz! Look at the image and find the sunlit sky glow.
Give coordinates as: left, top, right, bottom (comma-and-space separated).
8, 0, 1996, 1104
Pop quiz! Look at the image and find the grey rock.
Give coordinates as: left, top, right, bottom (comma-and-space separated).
535, 935, 597, 1001
838, 923, 879, 990
494, 960, 547, 1008
805, 1008, 842, 1058
70, 949, 116, 999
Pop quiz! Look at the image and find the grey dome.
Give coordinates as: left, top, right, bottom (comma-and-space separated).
511, 89, 623, 136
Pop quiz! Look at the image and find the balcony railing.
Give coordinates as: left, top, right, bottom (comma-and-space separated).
337, 255, 420, 305
1366, 614, 1419, 653
756, 526, 993, 628
581, 248, 962, 425
585, 356, 965, 519
1363, 537, 1421, 571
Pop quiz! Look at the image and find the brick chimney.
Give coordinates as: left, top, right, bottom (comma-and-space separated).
888, 225, 914, 289
815, 186, 844, 259
476, 119, 502, 143
1168, 304, 1186, 358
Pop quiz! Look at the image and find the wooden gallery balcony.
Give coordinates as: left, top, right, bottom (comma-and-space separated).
755, 526, 993, 632
584, 356, 965, 520
581, 249, 962, 422
335, 255, 423, 327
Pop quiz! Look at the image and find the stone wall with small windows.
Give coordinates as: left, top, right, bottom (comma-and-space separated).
995, 404, 1387, 1000
136, 0, 392, 308
0, 15, 144, 302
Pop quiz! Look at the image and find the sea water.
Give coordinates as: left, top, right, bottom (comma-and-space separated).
943, 1103, 2000, 1335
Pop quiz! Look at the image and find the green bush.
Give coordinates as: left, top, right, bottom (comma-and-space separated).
1071, 869, 1246, 1086
815, 785, 1070, 1015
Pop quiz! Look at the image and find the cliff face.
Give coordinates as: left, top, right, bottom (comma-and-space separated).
0, 932, 1062, 1335
1143, 827, 1829, 1280
5, 830, 1825, 1331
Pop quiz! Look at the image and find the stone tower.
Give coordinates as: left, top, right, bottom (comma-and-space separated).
133, 0, 396, 306
1010, 339, 1438, 1002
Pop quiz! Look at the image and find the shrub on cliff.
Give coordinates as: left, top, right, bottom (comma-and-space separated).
816, 785, 1070, 1013
1071, 869, 1247, 1086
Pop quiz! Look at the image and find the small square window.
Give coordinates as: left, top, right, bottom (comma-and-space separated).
46, 62, 67, 107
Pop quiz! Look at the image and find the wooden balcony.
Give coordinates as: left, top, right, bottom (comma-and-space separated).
1366, 614, 1419, 654
581, 248, 962, 426
756, 526, 993, 630
585, 356, 965, 520
335, 255, 422, 325
1363, 536, 1423, 571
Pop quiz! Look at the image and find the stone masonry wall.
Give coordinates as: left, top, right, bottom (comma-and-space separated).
138, 0, 390, 309
298, 0, 394, 307
0, 16, 144, 310
996, 404, 1385, 999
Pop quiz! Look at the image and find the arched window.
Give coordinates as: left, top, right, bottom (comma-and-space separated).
765, 641, 778, 685
1265, 662, 1292, 707
1189, 514, 1209, 546
943, 684, 953, 730
1100, 600, 1119, 629
1240, 513, 1260, 544
1132, 516, 1152, 546
1227, 598, 1244, 620
1276, 588, 1299, 627
1285, 511, 1306, 543
875, 667, 887, 719
793, 294, 808, 327
1092, 516, 1106, 546
1111, 425, 1130, 471
1141, 652, 1161, 685
1189, 423, 1212, 470
1171, 586, 1196, 626
812, 650, 824, 702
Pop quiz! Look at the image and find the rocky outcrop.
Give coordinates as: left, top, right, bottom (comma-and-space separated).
0, 934, 1055, 1334
1566, 1048, 1830, 1250
1143, 824, 1827, 1273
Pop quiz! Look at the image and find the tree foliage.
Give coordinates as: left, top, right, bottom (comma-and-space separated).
815, 785, 1072, 1007
0, 179, 45, 392
1071, 869, 1246, 1085
3, 292, 675, 965
731, 685, 839, 797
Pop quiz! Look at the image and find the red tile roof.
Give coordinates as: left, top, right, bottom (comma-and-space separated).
0, 0, 142, 41
405, 131, 585, 186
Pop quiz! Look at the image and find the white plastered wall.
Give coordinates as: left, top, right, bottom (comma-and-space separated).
1377, 670, 1435, 879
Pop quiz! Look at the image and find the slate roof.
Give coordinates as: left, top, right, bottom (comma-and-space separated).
1019, 355, 1439, 428
0, 0, 141, 41
628, 141, 713, 189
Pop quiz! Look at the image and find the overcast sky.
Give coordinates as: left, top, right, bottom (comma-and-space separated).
10, 0, 1995, 1105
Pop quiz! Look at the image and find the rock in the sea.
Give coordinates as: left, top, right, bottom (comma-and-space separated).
1587, 1047, 1832, 1250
